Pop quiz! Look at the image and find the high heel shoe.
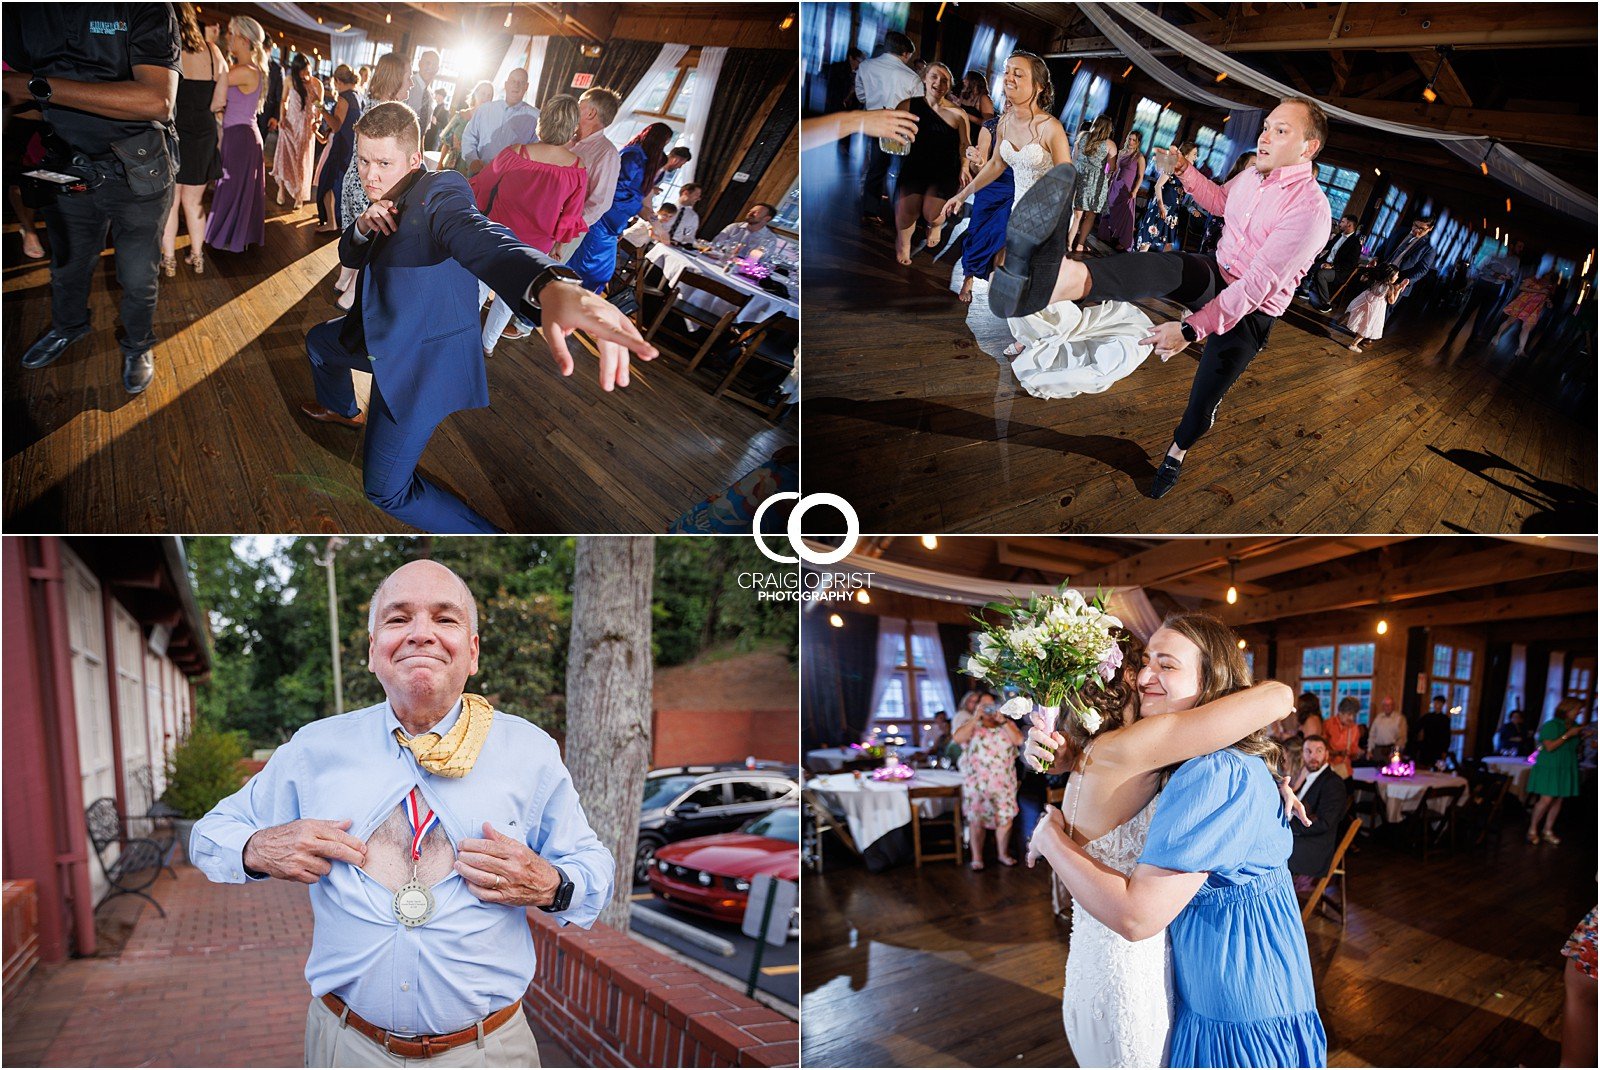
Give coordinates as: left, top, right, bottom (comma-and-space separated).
187, 251, 205, 275
162, 254, 177, 278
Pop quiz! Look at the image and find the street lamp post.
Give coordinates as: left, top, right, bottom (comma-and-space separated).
311, 537, 350, 714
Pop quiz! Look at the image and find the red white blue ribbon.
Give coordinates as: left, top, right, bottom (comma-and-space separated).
404, 788, 441, 862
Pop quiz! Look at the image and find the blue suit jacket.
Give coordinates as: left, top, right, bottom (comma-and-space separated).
1386, 232, 1437, 284
339, 168, 556, 429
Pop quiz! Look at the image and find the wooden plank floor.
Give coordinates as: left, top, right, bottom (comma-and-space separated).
800, 813, 1595, 1068
800, 148, 1594, 534
3, 199, 791, 533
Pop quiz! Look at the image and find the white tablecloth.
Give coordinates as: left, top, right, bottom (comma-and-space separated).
1482, 756, 1537, 802
1351, 767, 1469, 823
808, 769, 964, 852
645, 244, 799, 326
805, 748, 863, 773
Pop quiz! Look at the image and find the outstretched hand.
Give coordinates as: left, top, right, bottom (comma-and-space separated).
535, 282, 658, 391
1141, 320, 1189, 362
1278, 776, 1312, 826
857, 108, 918, 144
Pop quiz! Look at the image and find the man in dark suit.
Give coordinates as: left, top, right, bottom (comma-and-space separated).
1306, 214, 1363, 311
1289, 735, 1348, 891
300, 102, 656, 532
1384, 216, 1437, 317
258, 52, 284, 144
1416, 695, 1454, 768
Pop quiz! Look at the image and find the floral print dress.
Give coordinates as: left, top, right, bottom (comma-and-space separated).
960, 719, 1020, 830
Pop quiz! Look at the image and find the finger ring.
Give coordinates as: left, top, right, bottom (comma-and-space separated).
495, 874, 502, 888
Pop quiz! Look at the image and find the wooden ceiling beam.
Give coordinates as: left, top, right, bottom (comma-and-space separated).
1073, 537, 1293, 589
1231, 537, 1412, 583
1322, 96, 1594, 151
1216, 547, 1593, 626
1356, 67, 1425, 99
999, 537, 1128, 566
1250, 586, 1595, 639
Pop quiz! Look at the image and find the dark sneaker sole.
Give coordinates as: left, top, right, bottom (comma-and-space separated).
989, 163, 1078, 319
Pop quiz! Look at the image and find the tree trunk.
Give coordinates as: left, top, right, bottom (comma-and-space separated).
564, 537, 655, 932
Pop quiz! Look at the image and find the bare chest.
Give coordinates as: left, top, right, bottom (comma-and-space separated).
362, 802, 456, 893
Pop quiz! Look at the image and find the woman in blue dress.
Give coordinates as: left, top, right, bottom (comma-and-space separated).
957, 114, 1013, 304
1137, 140, 1198, 252
571, 121, 673, 292
1030, 612, 1326, 1068
313, 65, 363, 232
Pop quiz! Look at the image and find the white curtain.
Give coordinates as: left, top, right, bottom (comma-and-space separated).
868, 617, 907, 728
673, 45, 726, 186
609, 43, 691, 141
910, 622, 958, 720
526, 36, 550, 105
255, 1, 366, 62
493, 34, 532, 94
328, 30, 368, 71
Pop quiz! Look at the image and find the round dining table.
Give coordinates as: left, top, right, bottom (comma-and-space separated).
1481, 755, 1537, 802
808, 768, 963, 871
1350, 766, 1470, 823
644, 243, 799, 327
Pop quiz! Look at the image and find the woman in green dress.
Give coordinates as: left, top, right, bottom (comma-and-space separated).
1527, 698, 1590, 845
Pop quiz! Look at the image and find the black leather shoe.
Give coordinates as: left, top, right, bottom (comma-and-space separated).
1147, 456, 1184, 499
990, 162, 1078, 319
122, 350, 154, 395
21, 327, 90, 369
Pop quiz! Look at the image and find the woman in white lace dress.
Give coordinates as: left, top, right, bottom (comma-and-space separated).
1022, 630, 1297, 1067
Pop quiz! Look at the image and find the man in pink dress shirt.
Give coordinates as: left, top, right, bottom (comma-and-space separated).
993, 96, 1332, 499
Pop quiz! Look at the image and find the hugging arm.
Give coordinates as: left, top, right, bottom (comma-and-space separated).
1110, 680, 1292, 774
1030, 815, 1205, 941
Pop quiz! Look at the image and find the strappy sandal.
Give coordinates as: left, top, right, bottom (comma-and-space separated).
162, 254, 177, 278
186, 251, 205, 275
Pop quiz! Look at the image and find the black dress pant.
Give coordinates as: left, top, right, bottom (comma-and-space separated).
41, 174, 173, 355
1441, 279, 1507, 347
1086, 251, 1275, 451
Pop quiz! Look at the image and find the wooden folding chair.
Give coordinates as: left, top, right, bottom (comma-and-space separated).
802, 788, 856, 873
1348, 778, 1385, 838
713, 312, 799, 420
645, 270, 748, 371
1407, 784, 1463, 860
906, 784, 963, 868
1300, 818, 1361, 927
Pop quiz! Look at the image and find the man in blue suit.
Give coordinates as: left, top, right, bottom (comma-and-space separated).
301, 102, 655, 532
1384, 216, 1437, 318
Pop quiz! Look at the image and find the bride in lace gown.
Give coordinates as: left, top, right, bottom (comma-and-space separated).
1021, 628, 1298, 1067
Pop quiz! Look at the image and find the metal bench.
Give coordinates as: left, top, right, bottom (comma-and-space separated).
85, 797, 167, 918
128, 767, 181, 879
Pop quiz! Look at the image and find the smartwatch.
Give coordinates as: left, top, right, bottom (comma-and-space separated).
538, 865, 574, 913
28, 75, 51, 103
1179, 319, 1199, 344
526, 265, 581, 310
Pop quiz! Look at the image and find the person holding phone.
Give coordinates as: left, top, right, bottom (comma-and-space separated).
954, 692, 1025, 870
299, 102, 657, 533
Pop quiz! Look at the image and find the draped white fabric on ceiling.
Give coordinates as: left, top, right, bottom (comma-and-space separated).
492, 35, 533, 95
254, 1, 367, 65
1075, 1, 1595, 224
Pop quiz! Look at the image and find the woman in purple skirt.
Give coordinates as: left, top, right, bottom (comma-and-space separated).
204, 15, 267, 254
1097, 130, 1144, 252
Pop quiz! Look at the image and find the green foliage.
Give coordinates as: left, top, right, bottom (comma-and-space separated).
186, 536, 788, 747
162, 718, 249, 819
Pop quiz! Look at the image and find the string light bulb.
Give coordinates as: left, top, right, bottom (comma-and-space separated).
1377, 619, 1389, 636
781, 12, 796, 30
1480, 161, 1490, 176
504, 12, 513, 28
1121, 65, 1133, 78
829, 613, 844, 628
921, 535, 938, 550
1237, 639, 1247, 650
855, 589, 871, 605
1225, 556, 1239, 605
386, 11, 392, 23
1214, 71, 1227, 83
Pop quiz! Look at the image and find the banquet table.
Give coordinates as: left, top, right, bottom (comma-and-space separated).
805, 747, 867, 773
1481, 756, 1536, 802
644, 244, 799, 327
1350, 767, 1470, 823
809, 768, 963, 872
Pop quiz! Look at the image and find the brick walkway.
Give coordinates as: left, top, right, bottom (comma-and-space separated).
5, 864, 575, 1067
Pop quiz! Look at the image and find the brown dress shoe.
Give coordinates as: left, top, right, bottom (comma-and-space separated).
300, 402, 365, 429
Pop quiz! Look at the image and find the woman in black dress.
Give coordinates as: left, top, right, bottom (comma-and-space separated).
161, 2, 225, 276
893, 62, 969, 265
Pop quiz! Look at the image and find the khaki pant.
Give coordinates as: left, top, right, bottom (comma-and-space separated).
304, 997, 543, 1068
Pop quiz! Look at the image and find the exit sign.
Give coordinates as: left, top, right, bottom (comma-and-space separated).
571, 73, 593, 89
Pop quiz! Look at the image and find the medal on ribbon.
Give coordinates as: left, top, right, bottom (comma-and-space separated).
393, 787, 439, 927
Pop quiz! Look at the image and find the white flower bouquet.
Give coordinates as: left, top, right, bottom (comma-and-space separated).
961, 586, 1126, 758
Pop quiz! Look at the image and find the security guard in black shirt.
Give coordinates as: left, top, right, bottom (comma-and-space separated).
3, 4, 180, 394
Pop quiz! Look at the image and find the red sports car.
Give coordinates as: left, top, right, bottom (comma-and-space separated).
647, 807, 799, 933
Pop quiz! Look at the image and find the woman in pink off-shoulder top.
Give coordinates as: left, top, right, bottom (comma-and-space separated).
470, 94, 589, 355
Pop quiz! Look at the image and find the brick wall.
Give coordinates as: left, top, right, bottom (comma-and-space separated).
521, 912, 798, 1068
653, 708, 799, 767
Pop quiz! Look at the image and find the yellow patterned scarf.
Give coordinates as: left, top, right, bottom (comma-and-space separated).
394, 693, 494, 778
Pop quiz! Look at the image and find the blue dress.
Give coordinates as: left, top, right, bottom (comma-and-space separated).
1140, 749, 1327, 1067
961, 116, 1012, 282
570, 143, 649, 291
317, 89, 363, 225
1138, 174, 1192, 250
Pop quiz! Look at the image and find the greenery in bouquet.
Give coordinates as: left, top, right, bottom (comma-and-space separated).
961, 585, 1125, 732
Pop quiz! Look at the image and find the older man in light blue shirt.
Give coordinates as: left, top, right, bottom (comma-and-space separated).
192, 560, 615, 1066
461, 68, 539, 176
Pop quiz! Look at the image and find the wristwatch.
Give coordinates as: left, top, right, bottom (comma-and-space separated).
538, 865, 574, 913
526, 264, 582, 310
28, 75, 51, 103
1179, 319, 1199, 344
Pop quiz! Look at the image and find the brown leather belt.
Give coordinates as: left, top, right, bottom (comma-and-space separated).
320, 993, 522, 1059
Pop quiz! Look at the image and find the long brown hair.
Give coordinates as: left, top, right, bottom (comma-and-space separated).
174, 2, 205, 54
626, 122, 674, 194
368, 52, 410, 104
1158, 612, 1281, 774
